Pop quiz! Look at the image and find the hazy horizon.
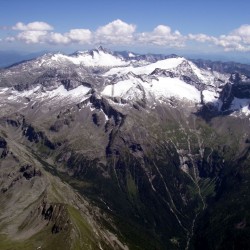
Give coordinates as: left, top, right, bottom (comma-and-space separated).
1, 0, 250, 64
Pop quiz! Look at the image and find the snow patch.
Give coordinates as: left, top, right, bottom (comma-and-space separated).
102, 76, 200, 102
5, 85, 91, 104
102, 79, 136, 97
147, 77, 200, 102
0, 88, 9, 93
202, 90, 218, 103
189, 61, 207, 83
231, 98, 250, 115
104, 57, 185, 76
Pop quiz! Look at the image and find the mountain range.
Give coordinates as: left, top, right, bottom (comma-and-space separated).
0, 47, 249, 250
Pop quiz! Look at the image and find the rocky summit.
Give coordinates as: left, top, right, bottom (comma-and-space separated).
0, 47, 250, 250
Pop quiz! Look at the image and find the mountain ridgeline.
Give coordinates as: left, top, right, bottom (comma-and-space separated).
0, 47, 250, 250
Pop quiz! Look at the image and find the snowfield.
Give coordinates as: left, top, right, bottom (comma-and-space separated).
102, 77, 201, 102
104, 57, 185, 76
4, 85, 91, 104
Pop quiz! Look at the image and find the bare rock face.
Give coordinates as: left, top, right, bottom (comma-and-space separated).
219, 82, 234, 111
0, 136, 7, 148
40, 202, 70, 234
0, 136, 8, 158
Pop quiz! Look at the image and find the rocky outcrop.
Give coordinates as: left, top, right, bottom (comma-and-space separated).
92, 113, 101, 126
50, 118, 73, 132
13, 83, 33, 91
90, 93, 126, 126
2, 114, 58, 150
20, 164, 42, 180
22, 124, 56, 150
219, 73, 250, 111
0, 136, 7, 148
0, 136, 8, 158
219, 82, 234, 111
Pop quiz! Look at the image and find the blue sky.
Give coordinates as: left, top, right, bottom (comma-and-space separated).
1, 0, 250, 61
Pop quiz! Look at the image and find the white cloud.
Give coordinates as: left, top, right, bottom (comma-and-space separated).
16, 31, 48, 44
66, 29, 92, 43
95, 19, 136, 44
12, 21, 53, 31
208, 25, 250, 52
9, 30, 92, 45
46, 29, 92, 45
232, 24, 250, 42
4, 20, 250, 52
47, 32, 70, 44
137, 25, 185, 47
188, 33, 216, 43
4, 20, 185, 47
7, 21, 93, 45
215, 35, 243, 51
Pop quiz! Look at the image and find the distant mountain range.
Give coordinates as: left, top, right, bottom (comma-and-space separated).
1, 48, 250, 68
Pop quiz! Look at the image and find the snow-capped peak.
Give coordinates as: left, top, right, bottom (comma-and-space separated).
49, 49, 128, 68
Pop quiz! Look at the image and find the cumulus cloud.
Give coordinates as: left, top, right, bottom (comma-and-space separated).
3, 20, 185, 47
7, 23, 92, 45
16, 31, 48, 44
212, 25, 250, 51
4, 20, 250, 52
45, 30, 92, 45
95, 19, 136, 44
232, 24, 250, 43
66, 29, 92, 43
137, 25, 185, 47
187, 25, 250, 51
215, 35, 243, 51
188, 33, 216, 43
12, 21, 53, 31
46, 32, 70, 44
